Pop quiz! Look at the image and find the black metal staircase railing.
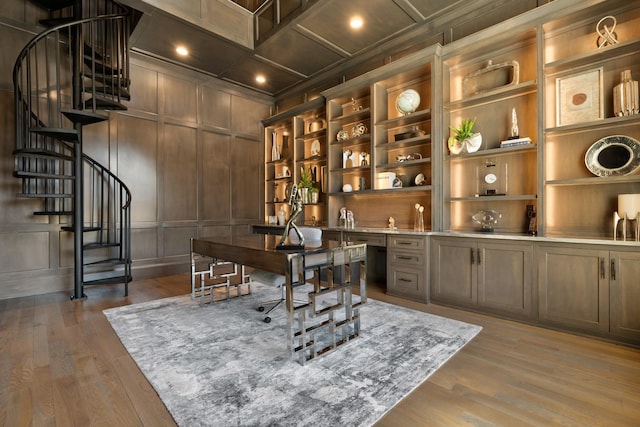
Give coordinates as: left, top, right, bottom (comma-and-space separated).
13, 2, 132, 298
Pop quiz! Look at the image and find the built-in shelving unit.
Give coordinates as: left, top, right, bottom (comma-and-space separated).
442, 24, 539, 234
263, 97, 326, 226
322, 44, 441, 229
542, 2, 640, 239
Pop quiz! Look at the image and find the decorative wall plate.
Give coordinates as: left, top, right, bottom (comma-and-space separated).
584, 135, 640, 177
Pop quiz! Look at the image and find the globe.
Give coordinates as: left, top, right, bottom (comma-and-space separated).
396, 89, 421, 115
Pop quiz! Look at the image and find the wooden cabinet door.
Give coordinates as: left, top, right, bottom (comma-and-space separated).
538, 246, 609, 333
610, 251, 640, 342
478, 241, 533, 318
430, 238, 476, 306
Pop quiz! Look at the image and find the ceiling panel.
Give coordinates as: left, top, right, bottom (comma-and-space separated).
255, 28, 346, 76
297, 0, 417, 55
132, 11, 248, 75
219, 55, 303, 94
404, 0, 460, 19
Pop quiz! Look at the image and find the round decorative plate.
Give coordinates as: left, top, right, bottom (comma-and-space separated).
396, 89, 421, 115
310, 139, 320, 156
584, 135, 640, 177
414, 173, 425, 186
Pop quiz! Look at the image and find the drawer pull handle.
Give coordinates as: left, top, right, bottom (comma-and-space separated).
398, 241, 412, 245
611, 259, 616, 281
399, 278, 412, 282
397, 256, 414, 260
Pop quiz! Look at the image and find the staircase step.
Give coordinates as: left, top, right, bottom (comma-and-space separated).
39, 16, 75, 27
84, 73, 131, 89
13, 148, 74, 161
17, 193, 73, 199
83, 57, 123, 76
83, 274, 132, 287
60, 226, 102, 232
31, 0, 74, 11
84, 257, 127, 267
14, 170, 75, 180
84, 242, 121, 250
61, 108, 108, 125
31, 127, 79, 142
90, 85, 131, 101
84, 96, 127, 111
33, 210, 73, 216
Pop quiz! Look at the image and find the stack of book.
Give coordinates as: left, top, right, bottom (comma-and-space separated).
500, 136, 533, 147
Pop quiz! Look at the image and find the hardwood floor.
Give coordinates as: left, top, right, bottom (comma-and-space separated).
1, 274, 639, 426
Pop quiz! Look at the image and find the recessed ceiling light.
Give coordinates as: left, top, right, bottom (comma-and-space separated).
176, 46, 189, 56
256, 75, 266, 84
350, 16, 363, 29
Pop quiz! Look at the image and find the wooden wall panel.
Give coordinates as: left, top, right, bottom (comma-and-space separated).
115, 114, 158, 223
0, 232, 49, 272
160, 74, 197, 123
231, 95, 270, 136
0, 25, 34, 91
200, 85, 231, 129
162, 124, 198, 221
201, 131, 231, 222
200, 225, 231, 237
163, 226, 197, 257
231, 137, 262, 221
131, 228, 158, 260
127, 64, 159, 114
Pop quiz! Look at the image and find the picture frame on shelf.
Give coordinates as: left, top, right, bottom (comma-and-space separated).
556, 67, 603, 126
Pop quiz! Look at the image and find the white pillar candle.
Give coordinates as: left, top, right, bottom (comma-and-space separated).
618, 194, 640, 220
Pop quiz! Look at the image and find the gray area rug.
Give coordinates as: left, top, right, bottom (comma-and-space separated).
104, 284, 481, 426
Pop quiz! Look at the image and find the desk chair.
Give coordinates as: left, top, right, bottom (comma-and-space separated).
249, 269, 313, 323
250, 227, 321, 323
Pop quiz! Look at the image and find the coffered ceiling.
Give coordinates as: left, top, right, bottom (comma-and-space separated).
120, 0, 539, 99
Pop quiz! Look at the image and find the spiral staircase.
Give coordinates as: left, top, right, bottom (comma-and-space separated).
13, 0, 133, 299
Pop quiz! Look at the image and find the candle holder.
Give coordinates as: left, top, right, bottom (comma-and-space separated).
614, 212, 639, 241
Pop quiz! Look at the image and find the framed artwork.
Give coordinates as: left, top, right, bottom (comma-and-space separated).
556, 68, 603, 126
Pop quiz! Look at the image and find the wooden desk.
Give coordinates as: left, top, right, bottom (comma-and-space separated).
190, 235, 367, 364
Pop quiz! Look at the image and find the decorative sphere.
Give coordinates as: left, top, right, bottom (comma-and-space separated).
396, 89, 421, 115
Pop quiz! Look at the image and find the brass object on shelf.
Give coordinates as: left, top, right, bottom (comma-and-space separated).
463, 60, 519, 97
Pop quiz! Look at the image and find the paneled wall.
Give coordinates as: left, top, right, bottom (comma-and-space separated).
0, 2, 271, 299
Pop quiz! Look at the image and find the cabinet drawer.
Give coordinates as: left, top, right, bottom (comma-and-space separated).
388, 266, 424, 297
323, 230, 342, 241
389, 250, 425, 267
345, 232, 386, 247
388, 235, 426, 251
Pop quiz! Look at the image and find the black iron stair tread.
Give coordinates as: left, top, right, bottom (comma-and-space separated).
84, 242, 121, 250
83, 57, 123, 76
39, 17, 75, 27
61, 108, 108, 125
30, 127, 79, 142
33, 210, 73, 215
83, 275, 132, 287
17, 193, 73, 198
31, 0, 74, 11
14, 170, 75, 180
84, 257, 127, 266
60, 226, 102, 232
84, 96, 127, 111
83, 73, 131, 89
13, 148, 74, 161
90, 85, 131, 101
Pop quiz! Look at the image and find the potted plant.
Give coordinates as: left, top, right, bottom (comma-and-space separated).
299, 167, 314, 203
447, 118, 482, 155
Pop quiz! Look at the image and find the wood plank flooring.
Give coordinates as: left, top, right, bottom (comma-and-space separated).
1, 274, 639, 426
